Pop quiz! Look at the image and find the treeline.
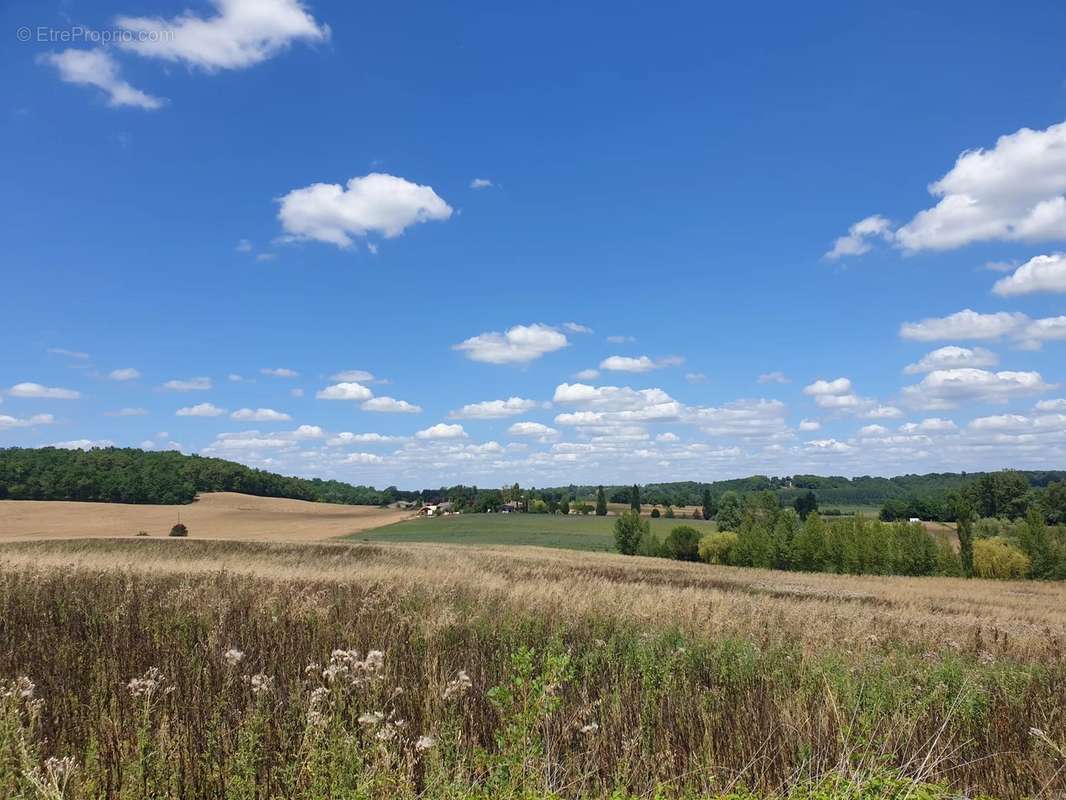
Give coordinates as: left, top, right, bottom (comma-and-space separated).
0, 448, 419, 506
614, 490, 1066, 581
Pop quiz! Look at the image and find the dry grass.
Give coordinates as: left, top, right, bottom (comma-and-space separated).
0, 492, 411, 542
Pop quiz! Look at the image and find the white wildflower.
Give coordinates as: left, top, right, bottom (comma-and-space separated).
416, 734, 437, 751
127, 667, 164, 699
443, 669, 472, 700
580, 722, 599, 735
223, 648, 245, 667
359, 711, 384, 726
249, 673, 274, 696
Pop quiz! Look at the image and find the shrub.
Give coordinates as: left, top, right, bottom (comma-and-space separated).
664, 506, 675, 519
973, 538, 1030, 579
664, 525, 701, 561
614, 510, 649, 555
699, 531, 739, 565
650, 508, 661, 518
169, 523, 189, 538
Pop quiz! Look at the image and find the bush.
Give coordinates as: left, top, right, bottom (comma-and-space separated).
663, 525, 701, 561
614, 510, 649, 555
650, 508, 661, 518
135, 530, 149, 537
973, 538, 1030, 579
169, 523, 189, 538
664, 506, 675, 519
699, 531, 738, 565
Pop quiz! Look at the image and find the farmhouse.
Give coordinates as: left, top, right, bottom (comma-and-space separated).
418, 501, 453, 516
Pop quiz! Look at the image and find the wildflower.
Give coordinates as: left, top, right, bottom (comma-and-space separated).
127, 667, 164, 699
443, 669, 472, 700
359, 711, 384, 726
249, 673, 274, 696
223, 648, 245, 667
375, 725, 397, 742
44, 756, 77, 783
416, 734, 437, 751
1, 676, 35, 700
580, 722, 599, 735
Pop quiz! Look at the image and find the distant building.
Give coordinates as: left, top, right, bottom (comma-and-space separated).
908, 517, 921, 523
419, 501, 454, 516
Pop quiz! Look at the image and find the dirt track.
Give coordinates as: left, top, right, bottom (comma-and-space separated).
0, 492, 411, 542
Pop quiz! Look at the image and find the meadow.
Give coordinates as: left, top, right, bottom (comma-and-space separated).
354, 512, 717, 552
2, 536, 1065, 799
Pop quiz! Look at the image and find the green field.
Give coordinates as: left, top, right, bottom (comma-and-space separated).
350, 512, 718, 551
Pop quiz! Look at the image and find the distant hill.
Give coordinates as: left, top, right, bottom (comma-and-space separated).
0, 447, 418, 506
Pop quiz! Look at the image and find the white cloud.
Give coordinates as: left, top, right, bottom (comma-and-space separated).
805, 438, 853, 453
685, 372, 707, 384
290, 388, 304, 398
292, 424, 325, 439
454, 323, 568, 364
507, 421, 559, 440
803, 377, 852, 397
600, 355, 656, 373
899, 309, 1029, 341
902, 368, 1054, 410
451, 397, 538, 419
7, 383, 80, 400
824, 214, 894, 260
330, 369, 375, 382
176, 402, 226, 417
757, 371, 790, 384
899, 417, 957, 433
228, 373, 245, 382
993, 253, 1066, 296
235, 239, 253, 253
416, 423, 467, 440
656, 432, 680, 442
894, 121, 1066, 251
38, 49, 163, 110
0, 413, 55, 429
163, 377, 212, 391
343, 452, 384, 464
231, 407, 291, 422
562, 322, 593, 334
605, 335, 635, 344
1036, 398, 1066, 412
903, 346, 998, 374
47, 348, 89, 359
278, 173, 452, 248
327, 432, 398, 446
316, 382, 373, 401
864, 405, 905, 419
553, 383, 683, 422
798, 419, 821, 431
470, 178, 493, 189
261, 367, 298, 377
575, 369, 600, 381
108, 368, 141, 381
361, 396, 421, 413
116, 0, 330, 71
690, 398, 788, 438
858, 424, 889, 437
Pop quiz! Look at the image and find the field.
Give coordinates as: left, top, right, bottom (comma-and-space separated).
2, 535, 1065, 799
354, 512, 718, 551
0, 492, 410, 542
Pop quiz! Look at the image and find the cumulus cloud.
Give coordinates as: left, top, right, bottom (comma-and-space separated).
116, 0, 330, 71
803, 377, 899, 418
600, 355, 655, 372
689, 399, 788, 438
415, 423, 467, 440
507, 421, 559, 440
0, 413, 55, 429
108, 368, 141, 381
261, 367, 298, 377
278, 173, 452, 248
327, 432, 399, 446
685, 372, 707, 384
798, 419, 821, 431
231, 407, 291, 421
176, 402, 226, 417
824, 214, 894, 260
901, 368, 1054, 410
899, 309, 1029, 341
7, 383, 80, 400
361, 397, 421, 413
993, 253, 1066, 296
470, 178, 493, 189
316, 382, 373, 401
903, 346, 998, 374
562, 322, 593, 334
38, 49, 163, 109
899, 417, 958, 433
163, 377, 212, 391
574, 369, 600, 381
51, 439, 115, 450
451, 397, 538, 419
343, 452, 384, 464
805, 438, 853, 453
803, 378, 852, 397
454, 323, 568, 365
330, 369, 375, 382
106, 407, 148, 416
656, 432, 680, 442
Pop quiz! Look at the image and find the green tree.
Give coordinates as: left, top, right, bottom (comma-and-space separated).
793, 490, 818, 520
663, 525, 702, 561
614, 510, 649, 555
630, 484, 641, 512
701, 487, 716, 522
715, 491, 742, 531
595, 485, 607, 516
791, 512, 826, 572
951, 493, 976, 578
559, 498, 570, 516
699, 531, 738, 564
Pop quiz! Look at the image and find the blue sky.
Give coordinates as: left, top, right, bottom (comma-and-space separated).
3, 0, 1066, 489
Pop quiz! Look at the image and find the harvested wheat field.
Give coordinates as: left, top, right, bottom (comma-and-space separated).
0, 492, 411, 542
2, 537, 1066, 799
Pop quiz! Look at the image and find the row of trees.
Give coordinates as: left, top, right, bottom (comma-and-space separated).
0, 448, 417, 506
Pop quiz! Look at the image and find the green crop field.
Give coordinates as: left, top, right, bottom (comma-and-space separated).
350, 512, 717, 551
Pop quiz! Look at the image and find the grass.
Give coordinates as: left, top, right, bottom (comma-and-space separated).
351, 512, 717, 552
1, 537, 1065, 799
